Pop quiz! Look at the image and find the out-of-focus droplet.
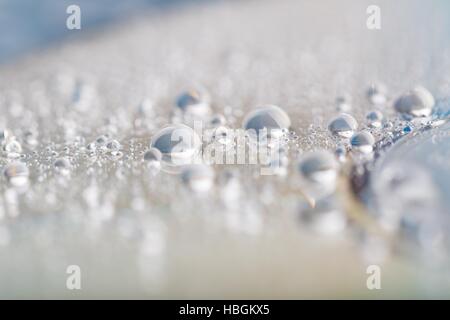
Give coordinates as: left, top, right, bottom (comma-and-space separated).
367, 83, 387, 105
328, 113, 358, 138
394, 86, 435, 117
143, 147, 162, 174
350, 131, 375, 154
137, 98, 154, 117
335, 94, 352, 112
176, 89, 211, 117
243, 105, 291, 139
209, 114, 226, 127
4, 162, 29, 187
335, 145, 347, 162
4, 140, 22, 158
298, 150, 338, 199
106, 140, 121, 152
298, 150, 338, 185
181, 164, 215, 193
151, 124, 201, 171
144, 147, 162, 162
366, 110, 384, 128
299, 198, 346, 235
54, 157, 71, 175
95, 135, 108, 146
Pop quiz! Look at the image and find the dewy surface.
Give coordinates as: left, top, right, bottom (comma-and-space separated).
0, 0, 450, 298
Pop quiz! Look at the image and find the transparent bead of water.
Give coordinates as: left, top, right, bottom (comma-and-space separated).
176, 89, 211, 117
366, 83, 387, 105
209, 114, 227, 127
328, 113, 358, 138
403, 125, 412, 134
4, 140, 22, 158
143, 148, 162, 173
181, 164, 215, 193
54, 157, 71, 175
144, 148, 162, 162
95, 135, 108, 146
3, 162, 29, 187
106, 140, 121, 152
150, 124, 202, 171
335, 94, 352, 112
394, 86, 435, 118
298, 150, 338, 185
350, 131, 375, 154
243, 105, 291, 140
366, 110, 384, 128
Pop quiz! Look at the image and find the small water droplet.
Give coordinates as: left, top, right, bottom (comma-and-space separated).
328, 113, 358, 138
181, 164, 215, 193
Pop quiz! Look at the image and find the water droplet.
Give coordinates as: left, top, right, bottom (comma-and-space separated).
151, 124, 202, 171
243, 105, 291, 139
366, 83, 387, 105
394, 86, 435, 117
298, 150, 338, 193
335, 94, 352, 112
176, 89, 211, 117
106, 140, 121, 152
366, 110, 384, 128
350, 131, 375, 154
3, 162, 29, 187
181, 164, 215, 193
298, 150, 338, 184
403, 125, 412, 134
144, 148, 162, 162
143, 148, 162, 174
328, 113, 358, 138
95, 135, 108, 146
53, 157, 71, 175
4, 140, 22, 158
209, 114, 226, 127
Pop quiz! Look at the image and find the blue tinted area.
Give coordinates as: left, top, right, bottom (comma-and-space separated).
0, 0, 204, 63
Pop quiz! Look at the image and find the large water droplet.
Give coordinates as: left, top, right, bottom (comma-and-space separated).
151, 124, 202, 172
243, 105, 291, 139
366, 110, 384, 128
394, 86, 434, 118
328, 113, 358, 138
350, 131, 375, 154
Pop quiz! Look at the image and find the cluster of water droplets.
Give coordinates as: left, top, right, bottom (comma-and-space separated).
1, 61, 449, 295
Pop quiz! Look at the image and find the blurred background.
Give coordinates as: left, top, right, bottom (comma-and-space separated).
0, 0, 449, 299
